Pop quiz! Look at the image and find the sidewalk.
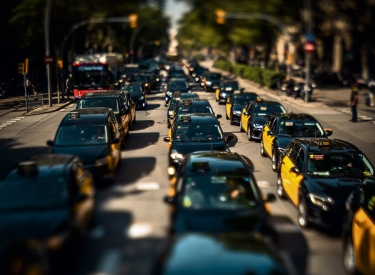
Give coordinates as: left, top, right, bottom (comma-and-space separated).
24, 95, 75, 116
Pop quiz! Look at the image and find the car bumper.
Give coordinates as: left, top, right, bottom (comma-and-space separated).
85, 164, 113, 182
251, 128, 264, 140
135, 99, 146, 108
231, 114, 241, 122
307, 203, 344, 229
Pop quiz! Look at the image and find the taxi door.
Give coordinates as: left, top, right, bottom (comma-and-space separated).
215, 88, 220, 102
241, 103, 251, 132
352, 205, 375, 275
290, 148, 305, 206
263, 117, 276, 157
108, 117, 121, 169
280, 143, 300, 205
121, 96, 131, 131
225, 98, 232, 119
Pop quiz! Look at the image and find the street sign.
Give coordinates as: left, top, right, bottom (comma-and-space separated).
44, 55, 54, 64
304, 42, 315, 53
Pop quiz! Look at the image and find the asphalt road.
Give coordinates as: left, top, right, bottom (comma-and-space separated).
0, 68, 375, 275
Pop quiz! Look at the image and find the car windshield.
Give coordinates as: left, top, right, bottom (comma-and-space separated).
233, 95, 258, 105
122, 86, 142, 94
223, 83, 239, 90
181, 176, 259, 210
0, 178, 69, 210
55, 125, 108, 146
178, 104, 213, 115
209, 74, 221, 80
253, 104, 286, 117
308, 153, 374, 177
77, 98, 119, 113
278, 120, 325, 136
174, 123, 223, 141
169, 82, 188, 89
129, 76, 146, 82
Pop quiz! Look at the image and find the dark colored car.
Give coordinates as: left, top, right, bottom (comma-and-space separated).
126, 73, 151, 94
164, 151, 277, 237
277, 138, 374, 230
342, 177, 375, 275
47, 108, 122, 184
240, 99, 286, 141
202, 72, 222, 92
121, 84, 147, 109
192, 67, 209, 82
166, 93, 200, 126
152, 233, 295, 275
0, 155, 95, 274
164, 114, 233, 171
76, 90, 133, 146
260, 113, 333, 171
215, 80, 241, 104
225, 92, 259, 125
165, 79, 190, 104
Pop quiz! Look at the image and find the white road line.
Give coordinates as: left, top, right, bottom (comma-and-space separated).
126, 223, 152, 239
5, 121, 15, 124
257, 181, 270, 188
10, 118, 21, 121
91, 250, 121, 275
359, 116, 373, 120
89, 226, 106, 239
15, 117, 25, 119
136, 182, 160, 190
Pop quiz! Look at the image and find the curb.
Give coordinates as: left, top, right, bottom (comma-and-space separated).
23, 99, 75, 116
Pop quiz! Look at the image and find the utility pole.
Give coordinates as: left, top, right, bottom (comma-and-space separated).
304, 0, 313, 103
44, 0, 53, 107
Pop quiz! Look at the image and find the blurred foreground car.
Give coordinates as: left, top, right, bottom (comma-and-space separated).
277, 138, 374, 230
152, 233, 296, 275
47, 108, 121, 184
0, 155, 95, 274
342, 177, 375, 275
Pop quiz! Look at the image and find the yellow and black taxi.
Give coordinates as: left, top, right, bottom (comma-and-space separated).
164, 151, 277, 237
260, 113, 333, 171
215, 80, 241, 104
169, 99, 221, 126
240, 99, 286, 141
47, 108, 122, 184
76, 90, 134, 147
277, 138, 374, 229
225, 91, 259, 125
164, 79, 190, 104
0, 155, 95, 274
202, 72, 222, 92
166, 93, 200, 126
342, 177, 375, 275
152, 232, 296, 275
121, 84, 147, 109
164, 114, 233, 171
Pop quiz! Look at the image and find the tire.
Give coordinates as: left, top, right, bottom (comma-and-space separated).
298, 196, 310, 228
260, 139, 267, 157
276, 173, 286, 199
343, 237, 359, 275
271, 151, 278, 171
239, 121, 244, 132
247, 126, 252, 141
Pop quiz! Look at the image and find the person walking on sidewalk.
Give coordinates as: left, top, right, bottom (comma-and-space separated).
349, 83, 359, 122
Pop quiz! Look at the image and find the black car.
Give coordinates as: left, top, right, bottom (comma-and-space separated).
225, 91, 259, 125
260, 113, 333, 171
152, 233, 295, 275
47, 108, 122, 184
166, 93, 200, 125
164, 151, 277, 237
0, 155, 95, 274
165, 79, 190, 104
215, 80, 241, 104
126, 73, 151, 94
164, 114, 233, 171
342, 177, 375, 275
121, 84, 147, 109
277, 138, 374, 230
76, 90, 133, 147
240, 99, 286, 141
202, 72, 222, 92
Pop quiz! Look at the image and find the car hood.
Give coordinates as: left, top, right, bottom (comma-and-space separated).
172, 141, 229, 156
168, 87, 189, 93
129, 92, 143, 100
0, 208, 69, 252
232, 105, 245, 112
251, 116, 268, 125
53, 144, 107, 164
276, 136, 293, 149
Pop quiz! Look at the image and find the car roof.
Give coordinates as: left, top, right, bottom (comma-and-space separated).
294, 138, 360, 153
81, 90, 124, 98
178, 99, 210, 106
176, 113, 218, 124
61, 108, 112, 126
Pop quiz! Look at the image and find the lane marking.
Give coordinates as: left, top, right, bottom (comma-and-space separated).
257, 181, 270, 188
136, 182, 160, 190
89, 226, 106, 239
15, 117, 25, 119
91, 249, 121, 275
126, 223, 152, 239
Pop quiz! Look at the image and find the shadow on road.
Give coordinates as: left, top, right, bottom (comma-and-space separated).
131, 120, 155, 131
124, 132, 160, 151
117, 157, 157, 185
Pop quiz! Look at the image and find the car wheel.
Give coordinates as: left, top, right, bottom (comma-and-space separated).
276, 173, 286, 199
298, 196, 310, 228
239, 121, 244, 132
272, 151, 278, 171
260, 140, 267, 157
247, 126, 252, 141
343, 237, 359, 275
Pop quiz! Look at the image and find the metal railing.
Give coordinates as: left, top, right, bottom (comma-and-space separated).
26, 93, 45, 113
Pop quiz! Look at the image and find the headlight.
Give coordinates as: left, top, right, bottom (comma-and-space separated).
144, 83, 149, 86
156, 77, 160, 81
168, 110, 173, 116
253, 123, 263, 129
95, 156, 109, 167
188, 90, 192, 93
138, 96, 144, 100
294, 86, 300, 91
206, 81, 212, 85
166, 91, 172, 96
308, 193, 334, 211
233, 110, 242, 114
170, 149, 184, 160
195, 77, 200, 81
221, 92, 227, 97
192, 73, 196, 77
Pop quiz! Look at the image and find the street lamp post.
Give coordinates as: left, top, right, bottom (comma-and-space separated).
303, 0, 313, 103
130, 26, 145, 64
44, 0, 53, 107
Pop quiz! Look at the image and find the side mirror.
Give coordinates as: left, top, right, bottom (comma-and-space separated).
112, 137, 121, 144
46, 140, 54, 146
240, 88, 245, 92
165, 104, 169, 107
163, 195, 175, 204
324, 128, 333, 136
267, 130, 274, 136
225, 135, 234, 142
264, 193, 276, 203
216, 114, 222, 119
291, 167, 301, 174
164, 137, 171, 142
244, 112, 249, 116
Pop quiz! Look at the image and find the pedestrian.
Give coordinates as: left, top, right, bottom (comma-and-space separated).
367, 78, 375, 106
65, 77, 71, 99
25, 77, 33, 98
349, 83, 359, 123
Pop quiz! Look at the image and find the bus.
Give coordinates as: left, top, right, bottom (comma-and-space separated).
72, 53, 124, 100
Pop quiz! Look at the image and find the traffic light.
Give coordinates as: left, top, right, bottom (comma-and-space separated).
215, 9, 226, 24
57, 58, 63, 69
129, 13, 138, 28
25, 58, 29, 74
18, 63, 25, 74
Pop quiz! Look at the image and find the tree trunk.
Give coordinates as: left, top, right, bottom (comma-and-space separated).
361, 43, 369, 79
332, 34, 343, 73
